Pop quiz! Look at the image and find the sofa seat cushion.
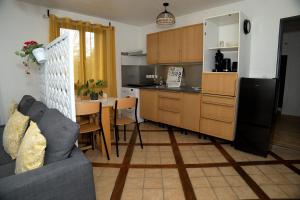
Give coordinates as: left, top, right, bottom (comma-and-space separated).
27, 101, 48, 123
18, 95, 36, 115
0, 161, 15, 179
38, 109, 79, 164
0, 126, 13, 165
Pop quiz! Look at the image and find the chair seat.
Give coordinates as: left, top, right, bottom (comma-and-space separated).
80, 123, 100, 134
115, 117, 135, 126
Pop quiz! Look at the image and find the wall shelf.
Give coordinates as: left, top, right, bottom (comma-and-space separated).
208, 46, 239, 51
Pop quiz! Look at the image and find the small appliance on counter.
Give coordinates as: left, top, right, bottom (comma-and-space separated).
214, 50, 224, 72
222, 58, 231, 72
213, 50, 237, 72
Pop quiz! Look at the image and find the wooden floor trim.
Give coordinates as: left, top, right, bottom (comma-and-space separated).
213, 141, 271, 200
269, 151, 300, 175
168, 127, 197, 200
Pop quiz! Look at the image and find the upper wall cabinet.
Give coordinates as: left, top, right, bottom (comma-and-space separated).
147, 33, 158, 64
158, 29, 181, 64
147, 24, 203, 64
181, 24, 203, 63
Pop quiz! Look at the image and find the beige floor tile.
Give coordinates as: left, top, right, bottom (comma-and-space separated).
146, 157, 161, 164
96, 188, 113, 200
279, 184, 300, 198
127, 168, 145, 178
194, 187, 217, 200
93, 167, 103, 177
144, 178, 163, 189
232, 186, 259, 199
211, 155, 227, 163
94, 176, 116, 188
121, 189, 143, 200
208, 176, 229, 187
187, 168, 205, 178
197, 156, 214, 163
131, 157, 146, 164
261, 184, 289, 198
124, 177, 144, 189
143, 189, 163, 200
163, 177, 182, 189
203, 168, 222, 176
190, 177, 210, 188
144, 169, 162, 178
164, 189, 185, 200
272, 164, 294, 174
224, 175, 247, 187
242, 166, 263, 175
162, 169, 179, 178
159, 146, 172, 152
219, 167, 238, 176
213, 187, 238, 200
284, 173, 300, 184
265, 173, 292, 184
159, 151, 173, 158
183, 156, 199, 164
257, 165, 280, 175
294, 164, 300, 170
101, 168, 120, 177
249, 174, 273, 185
160, 157, 176, 164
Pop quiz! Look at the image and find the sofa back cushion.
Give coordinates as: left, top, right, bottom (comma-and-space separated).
27, 101, 48, 123
18, 95, 36, 115
38, 109, 79, 164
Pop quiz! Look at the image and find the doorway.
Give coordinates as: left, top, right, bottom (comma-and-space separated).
273, 15, 300, 151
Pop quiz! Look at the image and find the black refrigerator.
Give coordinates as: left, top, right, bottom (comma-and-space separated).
234, 78, 278, 157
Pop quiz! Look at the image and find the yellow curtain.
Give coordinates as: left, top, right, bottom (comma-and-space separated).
49, 14, 117, 97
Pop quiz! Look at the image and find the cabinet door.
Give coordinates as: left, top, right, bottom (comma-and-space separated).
202, 72, 238, 96
140, 89, 158, 121
181, 24, 203, 63
147, 33, 158, 64
182, 93, 201, 132
158, 29, 181, 64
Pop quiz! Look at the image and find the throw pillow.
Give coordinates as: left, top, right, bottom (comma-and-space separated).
15, 121, 46, 174
3, 110, 30, 159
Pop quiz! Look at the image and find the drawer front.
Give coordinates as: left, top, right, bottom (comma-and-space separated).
202, 94, 236, 106
158, 91, 182, 113
200, 118, 234, 141
158, 110, 181, 127
202, 73, 237, 96
201, 103, 235, 123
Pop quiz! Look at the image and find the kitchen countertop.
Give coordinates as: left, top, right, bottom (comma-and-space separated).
140, 85, 201, 93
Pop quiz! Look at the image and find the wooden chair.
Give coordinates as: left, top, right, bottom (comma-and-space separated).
113, 97, 143, 157
76, 101, 110, 160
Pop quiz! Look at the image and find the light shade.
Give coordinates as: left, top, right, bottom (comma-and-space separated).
156, 3, 175, 25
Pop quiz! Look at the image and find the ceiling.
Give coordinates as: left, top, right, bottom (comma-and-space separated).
19, 0, 242, 26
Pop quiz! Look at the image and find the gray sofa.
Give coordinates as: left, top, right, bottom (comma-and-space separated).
0, 95, 96, 200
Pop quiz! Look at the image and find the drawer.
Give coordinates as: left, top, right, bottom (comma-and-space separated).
200, 118, 234, 141
158, 110, 181, 127
202, 72, 238, 96
158, 91, 182, 113
201, 103, 235, 123
202, 94, 236, 106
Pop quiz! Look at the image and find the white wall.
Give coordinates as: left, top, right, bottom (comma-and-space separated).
140, 0, 300, 78
0, 0, 141, 124
281, 31, 300, 117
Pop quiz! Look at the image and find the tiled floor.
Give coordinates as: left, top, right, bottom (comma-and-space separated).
85, 122, 300, 200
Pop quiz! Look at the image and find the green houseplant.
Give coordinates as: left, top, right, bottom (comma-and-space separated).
77, 79, 105, 100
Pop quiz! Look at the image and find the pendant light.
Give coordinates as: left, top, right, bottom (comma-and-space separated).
156, 2, 175, 25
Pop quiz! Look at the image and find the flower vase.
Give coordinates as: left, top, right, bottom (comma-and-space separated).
32, 48, 46, 64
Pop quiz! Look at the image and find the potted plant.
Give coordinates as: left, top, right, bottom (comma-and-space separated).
77, 79, 105, 100
15, 41, 46, 74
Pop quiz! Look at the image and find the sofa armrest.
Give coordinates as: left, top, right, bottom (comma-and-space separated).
0, 148, 96, 200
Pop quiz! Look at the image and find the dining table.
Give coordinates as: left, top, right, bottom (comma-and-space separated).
75, 97, 117, 155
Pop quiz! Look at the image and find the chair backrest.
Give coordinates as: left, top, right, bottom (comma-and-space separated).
76, 101, 101, 116
115, 97, 137, 110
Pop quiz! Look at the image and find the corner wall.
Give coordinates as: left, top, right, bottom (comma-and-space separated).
140, 0, 300, 78
0, 0, 142, 124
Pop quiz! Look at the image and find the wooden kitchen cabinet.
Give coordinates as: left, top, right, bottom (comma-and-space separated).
158, 91, 182, 127
182, 93, 201, 132
158, 29, 181, 64
200, 94, 237, 141
202, 72, 238, 96
181, 24, 203, 63
146, 33, 158, 64
140, 89, 158, 121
